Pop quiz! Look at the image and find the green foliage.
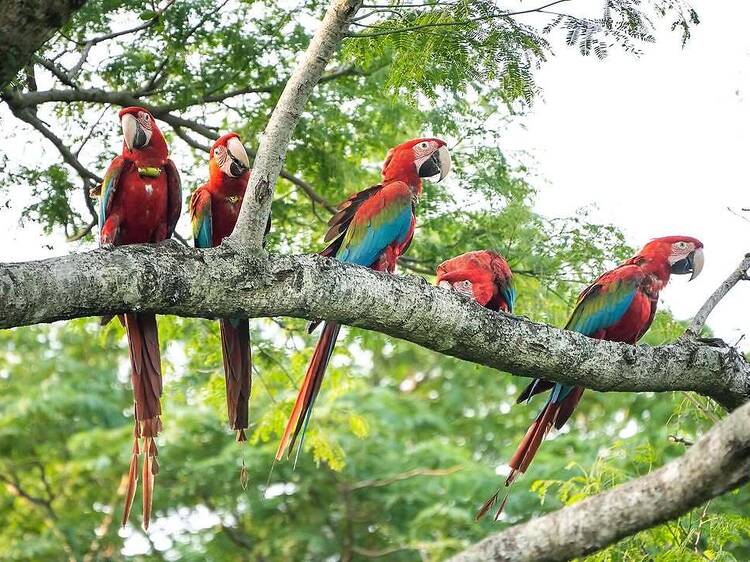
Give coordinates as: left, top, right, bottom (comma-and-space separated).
2, 1, 743, 561
342, 0, 699, 98
536, 436, 750, 561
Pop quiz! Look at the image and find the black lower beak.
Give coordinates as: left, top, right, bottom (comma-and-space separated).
670, 252, 694, 275
418, 151, 441, 178
229, 158, 248, 177
133, 126, 148, 149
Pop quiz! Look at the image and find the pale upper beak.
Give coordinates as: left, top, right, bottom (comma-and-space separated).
436, 145, 451, 182
670, 247, 704, 280
690, 247, 704, 281
225, 136, 250, 177
121, 113, 149, 151
417, 145, 452, 182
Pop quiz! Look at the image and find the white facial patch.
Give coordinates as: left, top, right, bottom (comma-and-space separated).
667, 241, 693, 265
413, 140, 436, 171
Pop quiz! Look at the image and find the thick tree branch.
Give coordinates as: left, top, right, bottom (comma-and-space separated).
447, 401, 750, 562
685, 253, 750, 338
1, 244, 748, 410
0, 0, 86, 89
229, 0, 364, 249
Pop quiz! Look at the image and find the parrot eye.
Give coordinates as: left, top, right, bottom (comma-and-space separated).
674, 241, 689, 250
418, 141, 429, 150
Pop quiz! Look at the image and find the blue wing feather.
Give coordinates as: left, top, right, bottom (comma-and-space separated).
189, 188, 213, 249
338, 205, 412, 265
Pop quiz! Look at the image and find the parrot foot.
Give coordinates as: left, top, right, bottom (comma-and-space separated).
100, 242, 115, 251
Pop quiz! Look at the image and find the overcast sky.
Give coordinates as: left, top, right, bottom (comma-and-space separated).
1, 0, 747, 348
504, 0, 750, 348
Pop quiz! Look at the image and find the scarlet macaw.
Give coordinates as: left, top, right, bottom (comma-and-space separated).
99, 106, 182, 529
189, 132, 255, 442
477, 235, 704, 520
436, 250, 515, 313
275, 138, 452, 462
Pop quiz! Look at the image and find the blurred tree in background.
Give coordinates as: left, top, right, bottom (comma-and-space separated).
1, 0, 747, 560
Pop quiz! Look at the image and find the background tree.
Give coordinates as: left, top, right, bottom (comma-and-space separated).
1, 1, 748, 561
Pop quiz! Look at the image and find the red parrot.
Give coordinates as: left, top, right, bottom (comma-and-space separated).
477, 236, 704, 520
189, 132, 258, 442
275, 138, 452, 463
98, 106, 181, 529
436, 250, 515, 313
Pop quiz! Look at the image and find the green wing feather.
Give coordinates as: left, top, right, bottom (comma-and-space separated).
565, 265, 644, 336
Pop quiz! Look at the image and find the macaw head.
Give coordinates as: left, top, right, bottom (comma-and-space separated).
635, 236, 705, 282
381, 138, 451, 188
209, 132, 251, 180
436, 250, 514, 312
119, 106, 167, 158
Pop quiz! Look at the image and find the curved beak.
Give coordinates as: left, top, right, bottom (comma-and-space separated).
671, 247, 704, 280
689, 247, 704, 280
121, 113, 148, 151
226, 136, 250, 177
418, 145, 452, 182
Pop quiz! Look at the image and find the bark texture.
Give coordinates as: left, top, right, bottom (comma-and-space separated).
228, 0, 363, 248
1, 243, 748, 410
447, 401, 750, 562
0, 0, 86, 89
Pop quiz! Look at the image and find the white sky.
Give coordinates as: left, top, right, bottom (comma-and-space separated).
504, 0, 750, 348
0, 0, 747, 348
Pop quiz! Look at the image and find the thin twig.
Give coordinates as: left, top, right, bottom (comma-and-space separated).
348, 465, 462, 490
346, 0, 570, 38
684, 253, 750, 338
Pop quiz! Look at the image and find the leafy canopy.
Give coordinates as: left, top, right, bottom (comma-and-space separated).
2, 0, 745, 561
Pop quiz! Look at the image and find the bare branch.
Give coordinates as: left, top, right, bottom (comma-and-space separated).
3, 101, 101, 184
447, 401, 750, 562
1, 244, 748, 411
32, 56, 76, 87
67, 0, 175, 79
685, 253, 750, 338
66, 219, 96, 242
228, 0, 364, 250
172, 125, 211, 151
348, 465, 462, 490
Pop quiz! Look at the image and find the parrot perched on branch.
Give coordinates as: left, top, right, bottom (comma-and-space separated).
436, 250, 515, 313
189, 132, 258, 442
476, 235, 704, 521
98, 106, 182, 530
275, 137, 452, 463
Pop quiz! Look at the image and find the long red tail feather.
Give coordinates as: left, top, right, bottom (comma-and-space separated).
219, 318, 252, 441
121, 313, 163, 529
275, 322, 341, 461
477, 388, 583, 521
